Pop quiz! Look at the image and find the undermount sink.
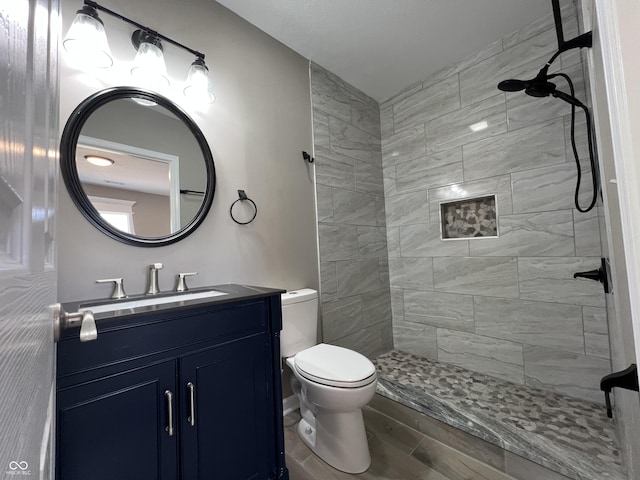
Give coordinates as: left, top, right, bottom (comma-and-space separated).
79, 290, 228, 314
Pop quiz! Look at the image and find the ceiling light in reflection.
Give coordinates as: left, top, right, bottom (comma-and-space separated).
469, 121, 488, 132
85, 155, 115, 167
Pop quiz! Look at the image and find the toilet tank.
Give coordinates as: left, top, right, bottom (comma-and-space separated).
280, 289, 318, 358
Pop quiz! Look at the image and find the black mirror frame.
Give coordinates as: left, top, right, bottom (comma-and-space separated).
60, 87, 216, 247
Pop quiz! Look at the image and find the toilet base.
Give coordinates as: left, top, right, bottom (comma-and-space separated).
297, 410, 371, 474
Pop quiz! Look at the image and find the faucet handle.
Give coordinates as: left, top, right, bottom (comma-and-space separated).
151, 263, 164, 270
96, 278, 127, 299
176, 272, 198, 292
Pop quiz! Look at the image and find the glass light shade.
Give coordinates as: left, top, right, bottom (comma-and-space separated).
131, 41, 170, 91
63, 9, 113, 68
183, 61, 215, 104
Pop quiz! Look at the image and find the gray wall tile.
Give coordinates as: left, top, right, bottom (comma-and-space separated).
507, 62, 585, 131
362, 289, 392, 327
332, 188, 378, 226
462, 118, 566, 181
437, 329, 525, 384
382, 125, 426, 168
380, 80, 423, 110
337, 323, 387, 359
523, 345, 611, 403
380, 104, 394, 139
573, 208, 602, 257
313, 110, 330, 148
357, 226, 387, 258
400, 223, 469, 258
320, 262, 337, 302
511, 163, 591, 214
393, 75, 460, 132
387, 226, 400, 258
389, 257, 434, 290
518, 257, 606, 307
314, 146, 355, 189
318, 224, 358, 261
355, 161, 384, 195
422, 40, 503, 90
469, 210, 575, 257
310, 63, 351, 123
391, 288, 404, 320
502, 2, 576, 49
336, 258, 382, 297
460, 28, 558, 107
429, 175, 513, 219
329, 115, 380, 164
315, 184, 333, 223
474, 297, 584, 353
351, 94, 381, 138
404, 290, 474, 332
322, 296, 362, 342
433, 257, 519, 298
311, 63, 390, 360
396, 155, 463, 193
383, 166, 398, 197
425, 94, 507, 154
393, 321, 438, 358
386, 191, 430, 227
583, 306, 610, 359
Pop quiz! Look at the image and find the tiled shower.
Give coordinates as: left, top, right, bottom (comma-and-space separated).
312, 1, 610, 406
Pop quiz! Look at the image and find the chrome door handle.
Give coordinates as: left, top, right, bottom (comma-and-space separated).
187, 382, 196, 427
52, 303, 97, 342
164, 390, 174, 436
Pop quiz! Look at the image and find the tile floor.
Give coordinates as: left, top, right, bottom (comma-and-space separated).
284, 350, 628, 480
284, 410, 454, 480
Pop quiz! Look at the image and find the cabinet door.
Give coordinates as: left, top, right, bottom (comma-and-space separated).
56, 361, 178, 480
180, 334, 272, 480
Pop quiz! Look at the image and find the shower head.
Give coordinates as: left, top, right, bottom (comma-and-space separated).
497, 73, 557, 98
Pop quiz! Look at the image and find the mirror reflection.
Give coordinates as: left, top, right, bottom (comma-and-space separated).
75, 97, 207, 237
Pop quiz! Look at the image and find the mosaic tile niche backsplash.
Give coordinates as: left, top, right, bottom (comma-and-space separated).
379, 3, 610, 403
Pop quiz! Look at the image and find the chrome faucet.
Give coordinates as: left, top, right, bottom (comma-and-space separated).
146, 263, 164, 295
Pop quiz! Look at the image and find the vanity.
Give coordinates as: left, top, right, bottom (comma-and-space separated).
55, 284, 289, 480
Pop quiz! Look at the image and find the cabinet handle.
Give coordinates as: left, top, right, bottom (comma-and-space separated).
187, 382, 196, 427
164, 390, 174, 436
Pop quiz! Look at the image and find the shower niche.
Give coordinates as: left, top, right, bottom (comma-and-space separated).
439, 194, 498, 240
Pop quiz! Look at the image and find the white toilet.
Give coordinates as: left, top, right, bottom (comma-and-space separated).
281, 289, 377, 474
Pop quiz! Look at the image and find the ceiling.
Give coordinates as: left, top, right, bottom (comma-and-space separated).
215, 0, 551, 102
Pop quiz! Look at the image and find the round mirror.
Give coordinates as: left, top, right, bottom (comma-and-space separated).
60, 87, 216, 247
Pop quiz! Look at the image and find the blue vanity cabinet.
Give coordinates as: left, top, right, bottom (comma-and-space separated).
56, 360, 179, 480
179, 334, 272, 479
56, 289, 288, 480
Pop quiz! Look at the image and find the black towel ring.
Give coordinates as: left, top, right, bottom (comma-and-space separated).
230, 190, 257, 225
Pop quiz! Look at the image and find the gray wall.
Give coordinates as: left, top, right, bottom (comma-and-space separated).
58, 0, 318, 301
380, 3, 610, 403
310, 63, 393, 359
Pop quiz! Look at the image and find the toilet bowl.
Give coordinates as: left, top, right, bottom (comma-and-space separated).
280, 289, 377, 474
285, 344, 377, 473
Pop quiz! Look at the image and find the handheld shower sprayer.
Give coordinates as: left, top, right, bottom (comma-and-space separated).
497, 4, 597, 213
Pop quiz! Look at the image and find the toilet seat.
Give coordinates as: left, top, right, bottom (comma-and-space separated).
293, 343, 377, 388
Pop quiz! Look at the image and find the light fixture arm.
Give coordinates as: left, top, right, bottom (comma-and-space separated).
83, 0, 205, 60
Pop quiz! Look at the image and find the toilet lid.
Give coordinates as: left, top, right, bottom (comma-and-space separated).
294, 343, 377, 388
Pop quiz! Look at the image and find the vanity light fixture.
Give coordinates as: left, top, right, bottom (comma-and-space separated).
63, 5, 113, 68
85, 155, 115, 167
130, 30, 169, 90
184, 58, 216, 104
64, 0, 215, 103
